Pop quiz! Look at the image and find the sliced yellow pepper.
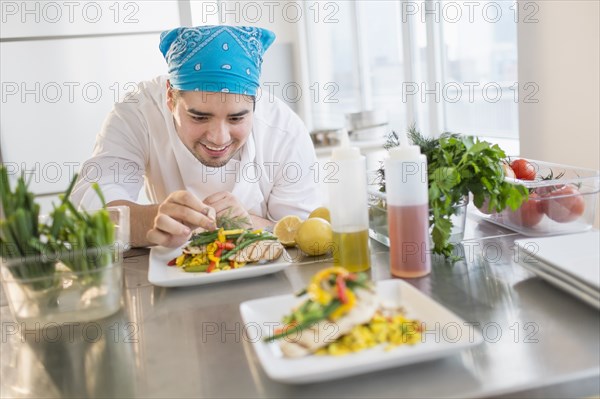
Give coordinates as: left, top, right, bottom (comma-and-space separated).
330, 289, 356, 320
175, 254, 187, 267
308, 267, 349, 305
223, 229, 245, 236
206, 242, 218, 254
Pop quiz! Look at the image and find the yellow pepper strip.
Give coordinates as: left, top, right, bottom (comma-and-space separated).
307, 267, 349, 305
175, 254, 187, 267
207, 242, 218, 254
330, 289, 356, 320
308, 282, 333, 305
223, 229, 245, 236
217, 228, 226, 243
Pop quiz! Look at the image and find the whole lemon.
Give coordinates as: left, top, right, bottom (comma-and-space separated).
295, 217, 333, 256
308, 206, 331, 223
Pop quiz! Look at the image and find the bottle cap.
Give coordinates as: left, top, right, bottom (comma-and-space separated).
331, 129, 360, 160
389, 145, 421, 159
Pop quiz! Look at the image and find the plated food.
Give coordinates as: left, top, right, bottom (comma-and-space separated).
265, 267, 422, 357
167, 228, 284, 273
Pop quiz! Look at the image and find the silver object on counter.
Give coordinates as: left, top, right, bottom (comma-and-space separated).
345, 110, 388, 131
345, 110, 389, 141
310, 128, 345, 147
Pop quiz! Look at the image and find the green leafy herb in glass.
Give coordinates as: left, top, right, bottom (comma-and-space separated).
377, 126, 528, 259
0, 166, 116, 289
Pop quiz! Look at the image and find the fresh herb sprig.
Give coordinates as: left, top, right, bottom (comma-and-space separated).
378, 126, 528, 258
216, 209, 251, 230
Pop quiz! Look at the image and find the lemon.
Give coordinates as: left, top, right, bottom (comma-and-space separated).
295, 217, 333, 256
308, 206, 331, 223
273, 215, 303, 247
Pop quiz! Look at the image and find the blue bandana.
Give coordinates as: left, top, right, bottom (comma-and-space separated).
159, 25, 275, 96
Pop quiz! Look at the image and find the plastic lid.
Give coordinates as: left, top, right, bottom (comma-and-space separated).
331, 129, 360, 160
389, 145, 421, 160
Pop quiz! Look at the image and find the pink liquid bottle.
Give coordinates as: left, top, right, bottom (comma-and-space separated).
384, 146, 431, 278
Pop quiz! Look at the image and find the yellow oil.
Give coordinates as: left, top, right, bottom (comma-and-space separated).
332, 229, 371, 272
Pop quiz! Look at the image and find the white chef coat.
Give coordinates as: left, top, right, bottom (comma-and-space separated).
71, 75, 322, 221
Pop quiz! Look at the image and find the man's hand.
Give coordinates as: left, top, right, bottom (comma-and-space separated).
146, 191, 217, 248
203, 191, 252, 227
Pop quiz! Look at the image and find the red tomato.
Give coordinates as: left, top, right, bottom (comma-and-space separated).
510, 159, 537, 180
507, 193, 544, 228
541, 185, 586, 223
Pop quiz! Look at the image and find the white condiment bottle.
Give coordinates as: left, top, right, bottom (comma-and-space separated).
384, 145, 431, 278
329, 130, 371, 272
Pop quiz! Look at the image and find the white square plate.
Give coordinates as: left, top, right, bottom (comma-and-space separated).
148, 246, 291, 287
517, 260, 600, 309
514, 232, 600, 290
239, 279, 483, 384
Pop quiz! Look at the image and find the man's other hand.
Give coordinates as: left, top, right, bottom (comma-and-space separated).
203, 191, 252, 228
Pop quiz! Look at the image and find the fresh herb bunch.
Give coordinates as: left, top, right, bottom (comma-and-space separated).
377, 126, 528, 258
0, 165, 115, 288
1, 167, 57, 288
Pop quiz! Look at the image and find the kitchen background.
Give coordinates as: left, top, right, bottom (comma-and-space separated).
1, 0, 598, 224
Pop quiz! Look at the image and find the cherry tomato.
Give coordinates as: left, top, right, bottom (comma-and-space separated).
510, 159, 537, 180
541, 185, 585, 223
507, 193, 544, 228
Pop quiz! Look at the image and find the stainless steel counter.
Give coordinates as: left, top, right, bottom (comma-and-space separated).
1, 210, 599, 398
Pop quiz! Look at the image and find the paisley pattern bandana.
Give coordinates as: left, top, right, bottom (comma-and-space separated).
159, 25, 276, 96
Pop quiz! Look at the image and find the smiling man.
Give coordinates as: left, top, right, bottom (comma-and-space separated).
71, 26, 321, 247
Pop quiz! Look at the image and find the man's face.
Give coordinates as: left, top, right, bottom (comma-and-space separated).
167, 86, 254, 168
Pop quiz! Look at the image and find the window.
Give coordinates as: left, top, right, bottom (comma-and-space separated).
440, 1, 518, 139
304, 0, 519, 147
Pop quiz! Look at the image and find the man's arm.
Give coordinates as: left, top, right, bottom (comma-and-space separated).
250, 214, 275, 230
110, 194, 271, 249
107, 200, 159, 248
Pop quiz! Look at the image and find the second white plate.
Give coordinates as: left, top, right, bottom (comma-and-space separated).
240, 279, 483, 384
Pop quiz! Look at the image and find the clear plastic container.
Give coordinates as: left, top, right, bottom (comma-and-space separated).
368, 189, 467, 246
476, 159, 600, 236
0, 246, 123, 329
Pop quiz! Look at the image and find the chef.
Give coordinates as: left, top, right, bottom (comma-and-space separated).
71, 25, 321, 248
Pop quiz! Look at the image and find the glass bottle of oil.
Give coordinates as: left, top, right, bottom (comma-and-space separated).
329, 130, 371, 272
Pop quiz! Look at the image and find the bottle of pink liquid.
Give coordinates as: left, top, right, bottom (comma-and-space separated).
385, 146, 431, 278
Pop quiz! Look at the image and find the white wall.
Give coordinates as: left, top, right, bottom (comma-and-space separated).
517, 0, 599, 227
517, 1, 599, 170
1, 1, 181, 200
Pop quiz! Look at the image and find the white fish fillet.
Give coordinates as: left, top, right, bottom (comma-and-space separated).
279, 288, 379, 358
231, 240, 284, 263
